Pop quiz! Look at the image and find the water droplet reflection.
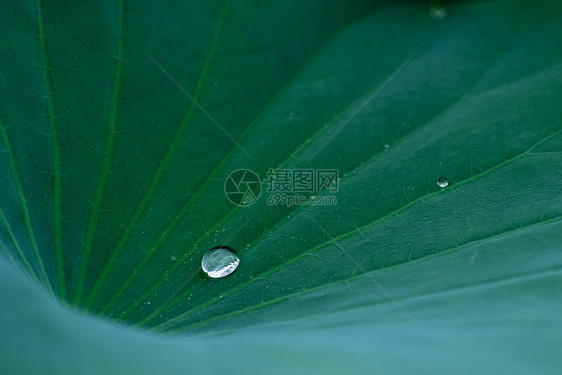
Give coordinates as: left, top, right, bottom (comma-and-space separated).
201, 246, 240, 278
437, 176, 449, 188
429, 6, 448, 19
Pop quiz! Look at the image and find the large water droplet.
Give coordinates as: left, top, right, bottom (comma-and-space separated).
437, 176, 449, 188
201, 246, 240, 278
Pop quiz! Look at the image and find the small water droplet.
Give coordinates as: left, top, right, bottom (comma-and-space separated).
429, 6, 448, 19
437, 176, 449, 188
201, 246, 240, 278
384, 144, 390, 149
170, 256, 177, 261
146, 301, 151, 305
